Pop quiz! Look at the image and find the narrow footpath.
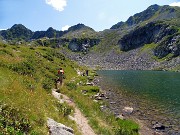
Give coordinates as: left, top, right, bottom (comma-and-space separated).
52, 89, 96, 135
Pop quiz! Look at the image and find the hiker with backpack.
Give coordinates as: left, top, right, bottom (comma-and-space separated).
58, 67, 64, 86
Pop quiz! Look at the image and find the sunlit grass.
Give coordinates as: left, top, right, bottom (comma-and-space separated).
0, 44, 80, 134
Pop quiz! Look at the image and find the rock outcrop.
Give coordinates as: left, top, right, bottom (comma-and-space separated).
154, 34, 180, 58
68, 38, 100, 52
47, 118, 74, 135
118, 22, 178, 51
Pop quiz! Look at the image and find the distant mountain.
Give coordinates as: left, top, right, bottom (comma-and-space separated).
111, 4, 180, 29
31, 27, 64, 39
62, 23, 98, 39
0, 24, 33, 41
66, 23, 93, 32
0, 23, 97, 41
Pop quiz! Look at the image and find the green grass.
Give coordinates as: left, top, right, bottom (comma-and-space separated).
0, 44, 80, 134
140, 43, 158, 52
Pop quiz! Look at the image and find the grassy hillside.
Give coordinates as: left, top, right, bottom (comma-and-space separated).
0, 43, 139, 134
0, 43, 80, 134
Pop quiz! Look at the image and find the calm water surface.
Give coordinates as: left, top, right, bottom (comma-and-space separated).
97, 70, 180, 120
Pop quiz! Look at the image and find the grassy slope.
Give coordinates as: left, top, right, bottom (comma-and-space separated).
0, 43, 80, 134
0, 43, 139, 135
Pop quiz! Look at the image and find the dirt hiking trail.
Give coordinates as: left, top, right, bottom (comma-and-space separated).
52, 89, 96, 135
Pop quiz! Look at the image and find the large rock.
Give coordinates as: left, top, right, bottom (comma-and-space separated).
68, 38, 100, 52
47, 118, 74, 135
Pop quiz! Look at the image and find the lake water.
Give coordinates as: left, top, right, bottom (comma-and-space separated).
97, 70, 180, 133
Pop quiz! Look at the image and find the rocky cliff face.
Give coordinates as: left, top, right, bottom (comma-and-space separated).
118, 22, 178, 51
154, 34, 180, 58
68, 38, 100, 52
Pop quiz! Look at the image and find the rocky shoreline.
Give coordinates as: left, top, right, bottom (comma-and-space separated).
93, 76, 180, 135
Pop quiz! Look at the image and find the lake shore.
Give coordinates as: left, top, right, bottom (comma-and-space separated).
94, 74, 180, 135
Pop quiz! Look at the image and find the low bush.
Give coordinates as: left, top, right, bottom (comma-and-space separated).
10, 60, 36, 76
43, 53, 54, 61
0, 49, 14, 56
55, 102, 73, 117
66, 82, 77, 90
42, 78, 54, 92
0, 103, 32, 134
114, 119, 139, 135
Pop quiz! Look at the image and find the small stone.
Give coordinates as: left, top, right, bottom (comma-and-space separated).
93, 100, 98, 102
116, 114, 125, 120
151, 121, 157, 125
68, 115, 75, 121
96, 97, 102, 100
122, 107, 134, 114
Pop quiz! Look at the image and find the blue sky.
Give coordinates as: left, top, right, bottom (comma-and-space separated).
0, 0, 180, 31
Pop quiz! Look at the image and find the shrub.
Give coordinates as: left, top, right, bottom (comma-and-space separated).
0, 103, 31, 134
10, 60, 36, 75
51, 50, 65, 60
66, 82, 77, 90
114, 119, 139, 135
43, 53, 54, 61
42, 78, 54, 92
90, 86, 99, 93
55, 102, 73, 117
3, 44, 7, 48
85, 86, 99, 93
0, 49, 14, 56
29, 47, 35, 50
22, 79, 36, 91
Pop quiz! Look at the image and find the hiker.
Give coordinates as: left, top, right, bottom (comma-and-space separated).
58, 68, 64, 85
86, 70, 89, 76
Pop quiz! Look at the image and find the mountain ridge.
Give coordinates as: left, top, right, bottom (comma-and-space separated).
0, 23, 96, 41
0, 4, 180, 71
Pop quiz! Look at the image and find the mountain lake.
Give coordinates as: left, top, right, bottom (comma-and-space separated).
97, 70, 180, 134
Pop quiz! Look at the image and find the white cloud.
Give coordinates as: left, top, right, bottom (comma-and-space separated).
45, 0, 67, 12
61, 25, 70, 31
170, 2, 180, 7
0, 29, 6, 31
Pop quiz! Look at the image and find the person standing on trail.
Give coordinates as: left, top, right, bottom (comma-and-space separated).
58, 68, 64, 85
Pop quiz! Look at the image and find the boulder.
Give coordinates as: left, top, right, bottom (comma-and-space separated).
47, 118, 74, 135
122, 107, 134, 114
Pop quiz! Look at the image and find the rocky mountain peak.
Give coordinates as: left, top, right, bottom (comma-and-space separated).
147, 4, 160, 11
67, 23, 94, 32
110, 4, 178, 29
